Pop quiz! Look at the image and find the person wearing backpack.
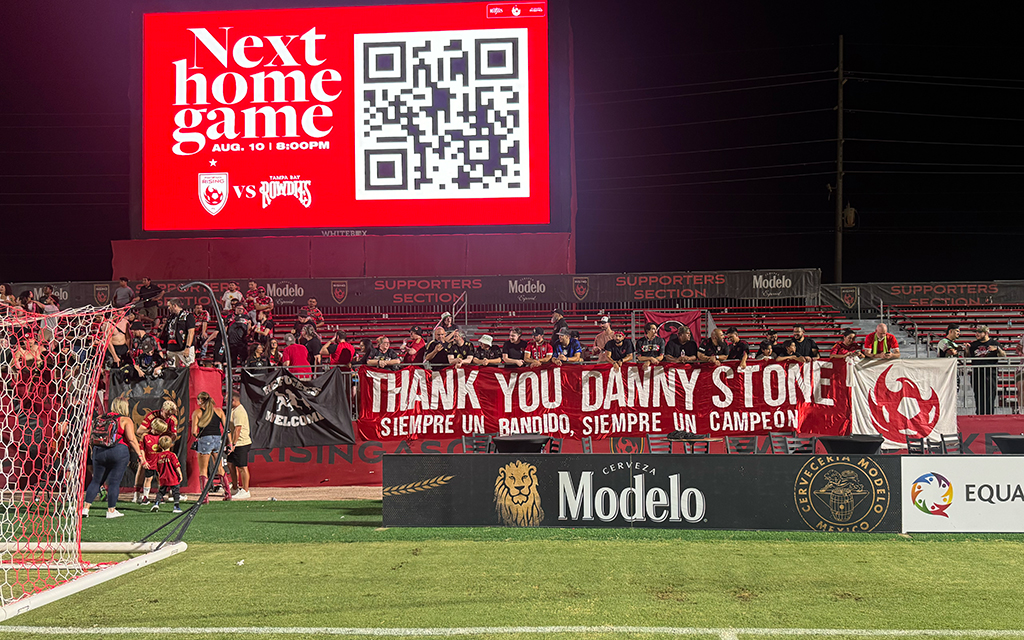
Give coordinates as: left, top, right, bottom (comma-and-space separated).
82, 396, 148, 519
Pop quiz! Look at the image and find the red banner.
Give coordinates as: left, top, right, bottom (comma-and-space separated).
643, 310, 702, 341
356, 361, 850, 441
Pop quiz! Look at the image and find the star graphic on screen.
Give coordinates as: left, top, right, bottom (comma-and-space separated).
209, 159, 218, 167
142, 384, 154, 395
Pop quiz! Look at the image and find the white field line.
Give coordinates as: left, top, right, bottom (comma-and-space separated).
3, 627, 1024, 637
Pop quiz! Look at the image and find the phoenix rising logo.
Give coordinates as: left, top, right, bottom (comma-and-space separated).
868, 365, 940, 442
260, 177, 312, 209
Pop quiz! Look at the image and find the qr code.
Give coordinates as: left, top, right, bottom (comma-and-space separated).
354, 29, 529, 200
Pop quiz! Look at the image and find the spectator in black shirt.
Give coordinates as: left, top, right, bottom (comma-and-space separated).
664, 326, 698, 364
447, 332, 475, 368
291, 309, 314, 336
634, 323, 665, 368
473, 335, 503, 366
134, 277, 163, 321
968, 325, 1005, 415
550, 309, 570, 347
757, 330, 785, 359
251, 309, 275, 348
725, 327, 749, 369
424, 326, 451, 368
603, 331, 634, 369
776, 339, 808, 364
367, 336, 401, 370
501, 327, 528, 368
438, 312, 458, 340
697, 329, 728, 365
353, 338, 373, 366
165, 299, 196, 367
791, 325, 819, 359
300, 324, 322, 366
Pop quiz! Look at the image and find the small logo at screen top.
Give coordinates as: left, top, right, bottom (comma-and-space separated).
911, 472, 953, 517
198, 173, 228, 215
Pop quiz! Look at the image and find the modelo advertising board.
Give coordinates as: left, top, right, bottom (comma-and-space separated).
134, 1, 555, 234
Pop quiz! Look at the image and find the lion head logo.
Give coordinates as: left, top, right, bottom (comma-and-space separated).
494, 460, 544, 527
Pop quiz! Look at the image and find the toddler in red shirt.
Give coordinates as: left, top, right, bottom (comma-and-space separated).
151, 435, 183, 513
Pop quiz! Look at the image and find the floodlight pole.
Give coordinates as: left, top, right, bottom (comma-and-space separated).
834, 35, 845, 283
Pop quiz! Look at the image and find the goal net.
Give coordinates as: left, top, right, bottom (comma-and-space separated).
0, 303, 126, 608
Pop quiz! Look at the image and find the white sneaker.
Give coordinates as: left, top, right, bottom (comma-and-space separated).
233, 489, 251, 500
106, 510, 125, 519
172, 506, 183, 513
131, 493, 141, 504
82, 508, 89, 518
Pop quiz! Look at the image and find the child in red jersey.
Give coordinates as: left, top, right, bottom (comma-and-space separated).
134, 418, 167, 504
150, 435, 183, 513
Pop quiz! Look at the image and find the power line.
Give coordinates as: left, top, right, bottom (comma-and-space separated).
578, 70, 833, 96
584, 43, 833, 65
847, 138, 1024, 149
846, 170, 1024, 175
578, 161, 833, 182
846, 109, 1024, 122
846, 70, 1024, 83
847, 160, 1024, 168
578, 139, 835, 161
847, 75, 1024, 91
579, 108, 834, 135
578, 171, 835, 191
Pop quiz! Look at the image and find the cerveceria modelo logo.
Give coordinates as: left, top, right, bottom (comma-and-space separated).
794, 456, 889, 531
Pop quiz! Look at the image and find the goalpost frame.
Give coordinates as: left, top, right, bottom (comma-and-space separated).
0, 542, 187, 621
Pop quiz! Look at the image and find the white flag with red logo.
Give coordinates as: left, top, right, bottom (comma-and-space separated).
849, 358, 957, 448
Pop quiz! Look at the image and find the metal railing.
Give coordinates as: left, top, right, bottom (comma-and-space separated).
954, 357, 1023, 416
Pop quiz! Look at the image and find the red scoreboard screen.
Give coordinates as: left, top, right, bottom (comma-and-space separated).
133, 1, 562, 235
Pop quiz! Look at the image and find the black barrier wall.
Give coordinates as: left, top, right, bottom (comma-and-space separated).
382, 454, 901, 532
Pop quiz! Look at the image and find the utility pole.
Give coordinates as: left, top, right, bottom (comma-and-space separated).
834, 35, 845, 283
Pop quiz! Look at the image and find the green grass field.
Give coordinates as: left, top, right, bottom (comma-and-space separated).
3, 499, 1024, 640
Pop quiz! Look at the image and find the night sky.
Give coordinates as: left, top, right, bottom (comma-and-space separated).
2, 1, 1022, 284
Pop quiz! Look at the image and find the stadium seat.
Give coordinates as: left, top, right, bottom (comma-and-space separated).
906, 438, 927, 455
681, 441, 709, 454
461, 434, 494, 453
940, 433, 963, 454
769, 432, 795, 454
725, 436, 756, 454
786, 436, 816, 454
646, 434, 670, 454
547, 438, 562, 454
582, 436, 593, 454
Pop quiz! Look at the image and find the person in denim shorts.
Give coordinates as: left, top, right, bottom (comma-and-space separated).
190, 391, 225, 504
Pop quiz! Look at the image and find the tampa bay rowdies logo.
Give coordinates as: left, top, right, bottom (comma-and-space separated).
198, 173, 228, 215
869, 365, 940, 442
911, 472, 953, 518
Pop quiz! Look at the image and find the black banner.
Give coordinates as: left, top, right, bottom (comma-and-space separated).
822, 281, 1024, 310
108, 367, 191, 482
13, 268, 820, 309
241, 368, 355, 450
382, 453, 901, 532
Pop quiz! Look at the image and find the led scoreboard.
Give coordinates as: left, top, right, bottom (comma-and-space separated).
131, 1, 567, 236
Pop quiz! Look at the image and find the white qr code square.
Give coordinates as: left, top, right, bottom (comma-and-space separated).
354, 29, 529, 200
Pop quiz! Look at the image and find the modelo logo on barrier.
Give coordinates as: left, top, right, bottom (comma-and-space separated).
752, 272, 793, 298
557, 469, 706, 524
508, 277, 547, 302
794, 456, 890, 532
267, 281, 305, 304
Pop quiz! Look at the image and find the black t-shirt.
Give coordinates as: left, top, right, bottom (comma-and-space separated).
292, 319, 314, 336
475, 345, 503, 362
448, 342, 474, 361
757, 340, 787, 358
698, 338, 727, 357
665, 339, 698, 360
604, 339, 635, 362
304, 336, 322, 364
792, 337, 819, 358
425, 340, 449, 365
501, 339, 527, 366
167, 310, 196, 351
635, 336, 665, 359
551, 318, 569, 345
727, 340, 750, 361
969, 339, 1002, 358
368, 347, 400, 369
138, 284, 162, 308
227, 317, 250, 348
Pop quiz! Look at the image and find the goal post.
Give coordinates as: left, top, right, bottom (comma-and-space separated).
0, 303, 186, 619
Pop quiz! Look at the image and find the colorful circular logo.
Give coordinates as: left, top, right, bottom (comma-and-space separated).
911, 472, 953, 518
